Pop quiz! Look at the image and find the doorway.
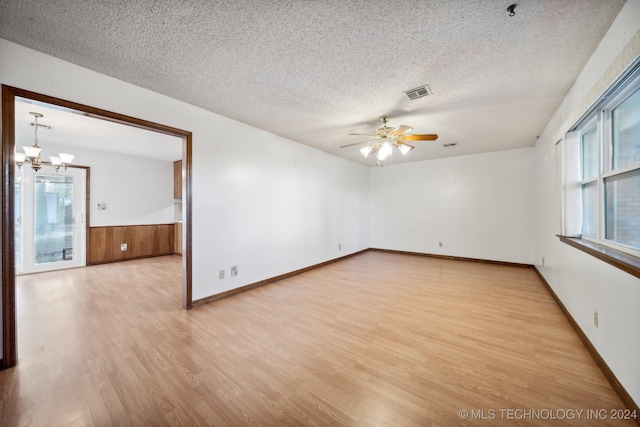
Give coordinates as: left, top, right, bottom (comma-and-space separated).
2, 85, 193, 369
15, 164, 87, 274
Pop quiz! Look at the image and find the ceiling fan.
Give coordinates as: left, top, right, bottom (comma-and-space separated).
340, 116, 438, 163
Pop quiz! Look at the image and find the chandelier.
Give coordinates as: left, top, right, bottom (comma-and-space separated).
15, 112, 74, 172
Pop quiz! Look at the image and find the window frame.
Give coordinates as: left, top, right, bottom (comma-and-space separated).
574, 65, 640, 258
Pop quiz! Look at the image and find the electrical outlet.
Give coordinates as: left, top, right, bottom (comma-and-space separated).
120, 243, 127, 251
542, 257, 545, 267
594, 310, 599, 328
230, 266, 238, 277
219, 270, 225, 279
338, 243, 342, 250
97, 203, 107, 210
438, 242, 443, 247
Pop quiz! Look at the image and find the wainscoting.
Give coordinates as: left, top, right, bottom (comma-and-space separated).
88, 224, 175, 264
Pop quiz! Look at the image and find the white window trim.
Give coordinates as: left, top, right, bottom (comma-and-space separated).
566, 58, 640, 259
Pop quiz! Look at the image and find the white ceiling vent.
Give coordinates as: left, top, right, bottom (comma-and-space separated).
404, 85, 432, 100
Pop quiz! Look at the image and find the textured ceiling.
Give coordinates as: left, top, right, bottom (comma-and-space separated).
0, 0, 627, 166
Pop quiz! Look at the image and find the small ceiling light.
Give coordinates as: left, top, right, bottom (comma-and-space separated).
507, 4, 516, 17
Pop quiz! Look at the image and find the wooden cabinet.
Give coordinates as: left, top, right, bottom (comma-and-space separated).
173, 160, 182, 199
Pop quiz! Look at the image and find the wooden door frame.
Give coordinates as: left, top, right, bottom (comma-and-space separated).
1, 85, 193, 369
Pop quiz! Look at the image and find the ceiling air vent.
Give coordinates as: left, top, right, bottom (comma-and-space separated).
443, 142, 458, 148
404, 85, 432, 100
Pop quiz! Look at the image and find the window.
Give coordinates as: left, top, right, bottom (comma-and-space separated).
580, 124, 599, 237
569, 64, 640, 256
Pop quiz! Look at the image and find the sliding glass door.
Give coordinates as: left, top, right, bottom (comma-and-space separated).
15, 164, 86, 274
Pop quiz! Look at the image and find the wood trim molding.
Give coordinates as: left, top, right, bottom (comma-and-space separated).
182, 134, 192, 309
370, 248, 534, 269
1, 86, 17, 369
533, 267, 640, 419
1, 85, 194, 370
192, 249, 369, 308
558, 236, 640, 280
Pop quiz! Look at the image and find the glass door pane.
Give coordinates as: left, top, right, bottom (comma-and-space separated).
17, 164, 86, 274
33, 173, 75, 264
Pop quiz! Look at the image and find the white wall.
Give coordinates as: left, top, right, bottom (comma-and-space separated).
534, 0, 640, 407
2, 0, 638, 405
30, 143, 175, 226
0, 39, 370, 302
370, 148, 535, 264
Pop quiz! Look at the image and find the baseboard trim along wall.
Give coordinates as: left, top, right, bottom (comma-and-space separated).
534, 267, 640, 418
192, 248, 638, 415
194, 248, 532, 307
191, 249, 369, 308
370, 248, 534, 269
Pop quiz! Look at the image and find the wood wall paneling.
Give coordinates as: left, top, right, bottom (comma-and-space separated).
88, 224, 175, 264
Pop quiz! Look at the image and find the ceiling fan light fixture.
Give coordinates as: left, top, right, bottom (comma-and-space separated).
398, 144, 413, 155
377, 142, 393, 161
360, 145, 373, 158
343, 115, 438, 165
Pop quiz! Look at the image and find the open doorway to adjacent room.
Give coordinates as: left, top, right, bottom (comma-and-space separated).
2, 85, 193, 369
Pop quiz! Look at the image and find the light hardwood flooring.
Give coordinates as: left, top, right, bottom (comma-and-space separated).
0, 251, 634, 426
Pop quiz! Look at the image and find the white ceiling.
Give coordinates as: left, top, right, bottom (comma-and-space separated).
14, 98, 183, 162
0, 0, 627, 166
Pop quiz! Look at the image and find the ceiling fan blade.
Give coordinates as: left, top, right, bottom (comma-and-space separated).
388, 125, 413, 136
340, 140, 371, 148
401, 134, 439, 141
348, 132, 375, 137
399, 142, 415, 150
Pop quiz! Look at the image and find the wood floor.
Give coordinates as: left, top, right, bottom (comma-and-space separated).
0, 251, 634, 426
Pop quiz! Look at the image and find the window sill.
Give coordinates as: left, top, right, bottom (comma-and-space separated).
558, 236, 640, 279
